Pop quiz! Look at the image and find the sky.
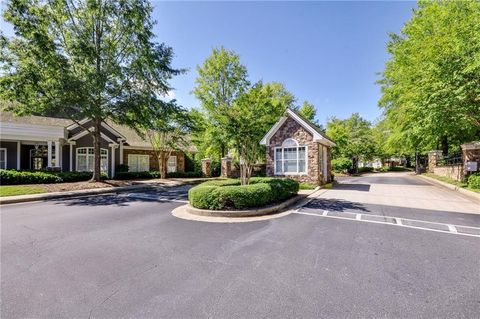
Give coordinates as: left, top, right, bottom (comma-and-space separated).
1, 1, 417, 126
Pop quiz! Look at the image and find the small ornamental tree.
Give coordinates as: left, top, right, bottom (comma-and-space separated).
0, 0, 182, 181
145, 106, 192, 179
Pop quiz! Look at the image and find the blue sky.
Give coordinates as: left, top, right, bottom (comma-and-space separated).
153, 1, 416, 126
1, 1, 417, 126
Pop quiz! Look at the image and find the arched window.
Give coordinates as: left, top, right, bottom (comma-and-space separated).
76, 147, 108, 172
274, 139, 306, 174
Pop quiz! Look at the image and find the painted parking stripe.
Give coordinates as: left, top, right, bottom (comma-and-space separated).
293, 210, 480, 238
125, 193, 188, 203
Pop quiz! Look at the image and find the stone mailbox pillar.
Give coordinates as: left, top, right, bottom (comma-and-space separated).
428, 150, 442, 173
221, 157, 233, 178
201, 158, 211, 177
461, 142, 480, 177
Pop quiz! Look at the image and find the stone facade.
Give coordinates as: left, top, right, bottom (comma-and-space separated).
265, 116, 332, 185
428, 150, 443, 173
201, 158, 211, 177
122, 149, 185, 172
433, 165, 464, 182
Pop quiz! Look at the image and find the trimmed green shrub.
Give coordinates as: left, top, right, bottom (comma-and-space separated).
0, 170, 110, 185
0, 170, 62, 185
299, 182, 317, 190
202, 179, 241, 187
210, 183, 272, 210
468, 173, 480, 190
188, 177, 299, 210
55, 171, 108, 182
332, 157, 352, 172
114, 171, 160, 180
358, 167, 374, 173
116, 164, 129, 173
187, 186, 218, 209
167, 171, 202, 178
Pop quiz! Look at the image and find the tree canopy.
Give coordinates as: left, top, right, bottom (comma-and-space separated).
326, 113, 375, 172
378, 0, 480, 155
0, 0, 182, 180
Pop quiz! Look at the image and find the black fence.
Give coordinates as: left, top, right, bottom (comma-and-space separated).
438, 153, 463, 166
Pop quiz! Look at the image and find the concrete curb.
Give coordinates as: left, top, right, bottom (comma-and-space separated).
0, 179, 201, 205
415, 174, 480, 203
185, 194, 306, 218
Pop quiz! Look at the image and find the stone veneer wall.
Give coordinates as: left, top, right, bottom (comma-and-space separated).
123, 149, 185, 172
433, 165, 464, 182
266, 116, 321, 184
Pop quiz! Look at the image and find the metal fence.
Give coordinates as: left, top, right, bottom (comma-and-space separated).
438, 153, 463, 166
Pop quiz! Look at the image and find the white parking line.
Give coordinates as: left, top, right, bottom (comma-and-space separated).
447, 224, 458, 233
293, 210, 480, 238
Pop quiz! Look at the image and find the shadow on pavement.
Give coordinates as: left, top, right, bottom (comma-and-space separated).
56, 194, 148, 207
305, 199, 370, 212
333, 183, 371, 192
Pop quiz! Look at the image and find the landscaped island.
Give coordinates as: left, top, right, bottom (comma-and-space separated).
188, 177, 299, 210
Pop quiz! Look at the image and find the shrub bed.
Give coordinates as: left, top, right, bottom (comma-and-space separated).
167, 171, 202, 178
114, 171, 160, 180
0, 170, 107, 185
467, 173, 480, 190
188, 177, 299, 210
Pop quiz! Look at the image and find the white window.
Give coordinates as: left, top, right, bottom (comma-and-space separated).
76, 147, 108, 172
128, 154, 150, 172
0, 148, 6, 170
274, 139, 307, 175
167, 155, 177, 173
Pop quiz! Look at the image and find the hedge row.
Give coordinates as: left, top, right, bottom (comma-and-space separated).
0, 170, 107, 185
113, 171, 202, 180
468, 173, 480, 190
188, 177, 299, 210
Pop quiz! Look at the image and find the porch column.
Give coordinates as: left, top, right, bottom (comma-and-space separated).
55, 141, 60, 168
110, 144, 116, 178
47, 141, 53, 167
119, 140, 124, 164
69, 142, 75, 171
16, 141, 21, 170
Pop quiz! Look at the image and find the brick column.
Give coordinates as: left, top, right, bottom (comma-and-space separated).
221, 157, 233, 178
427, 150, 442, 173
461, 142, 480, 177
201, 158, 211, 177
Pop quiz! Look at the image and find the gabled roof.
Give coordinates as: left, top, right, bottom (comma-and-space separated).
260, 108, 335, 146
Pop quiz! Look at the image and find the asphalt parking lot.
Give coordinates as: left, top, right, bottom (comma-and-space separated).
1, 173, 479, 318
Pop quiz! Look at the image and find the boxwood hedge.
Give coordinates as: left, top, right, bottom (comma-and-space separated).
0, 170, 107, 185
188, 177, 299, 210
468, 173, 480, 190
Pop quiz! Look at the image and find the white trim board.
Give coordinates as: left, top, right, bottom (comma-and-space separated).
67, 119, 126, 139
260, 109, 335, 147
68, 127, 118, 145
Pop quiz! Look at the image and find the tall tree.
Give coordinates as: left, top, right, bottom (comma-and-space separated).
326, 113, 375, 173
193, 47, 249, 158
378, 0, 480, 155
298, 101, 316, 121
145, 106, 192, 179
226, 81, 293, 185
0, 0, 182, 181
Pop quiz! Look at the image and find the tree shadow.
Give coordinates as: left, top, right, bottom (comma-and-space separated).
56, 194, 151, 207
304, 199, 370, 212
333, 183, 371, 192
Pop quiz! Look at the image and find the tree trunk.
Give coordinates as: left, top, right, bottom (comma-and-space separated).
352, 155, 359, 174
158, 152, 168, 179
441, 136, 448, 156
91, 117, 102, 182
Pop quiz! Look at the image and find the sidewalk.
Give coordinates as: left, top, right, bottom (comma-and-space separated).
0, 178, 212, 205
415, 174, 480, 204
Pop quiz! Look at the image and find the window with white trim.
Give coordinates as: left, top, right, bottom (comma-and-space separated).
76, 147, 108, 172
167, 155, 177, 173
0, 148, 6, 170
274, 139, 307, 174
128, 154, 150, 172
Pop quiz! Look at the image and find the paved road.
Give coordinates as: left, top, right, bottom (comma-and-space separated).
1, 173, 479, 318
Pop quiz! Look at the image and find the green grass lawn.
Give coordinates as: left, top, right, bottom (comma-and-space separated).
423, 173, 479, 193
0, 185, 47, 197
